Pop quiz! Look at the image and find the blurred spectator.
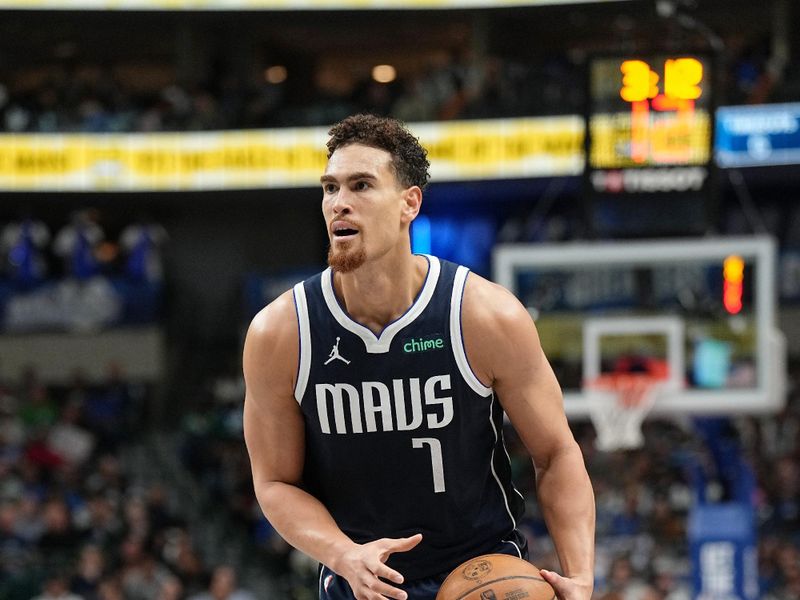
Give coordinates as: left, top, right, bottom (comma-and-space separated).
762, 456, 800, 535
647, 494, 685, 547
83, 494, 124, 551
54, 210, 105, 281
70, 544, 106, 599
157, 576, 185, 600
187, 89, 224, 131
83, 364, 134, 452
82, 493, 123, 551
47, 400, 95, 467
119, 538, 174, 600
64, 370, 92, 408
38, 498, 84, 571
12, 493, 44, 544
122, 496, 151, 542
18, 368, 57, 432
119, 218, 168, 283
95, 577, 125, 600
0, 392, 24, 470
609, 485, 645, 537
598, 555, 652, 600
144, 484, 179, 534
0, 499, 35, 581
188, 565, 256, 600
31, 574, 85, 600
159, 527, 205, 594
391, 75, 437, 123
85, 453, 127, 497
1, 214, 51, 289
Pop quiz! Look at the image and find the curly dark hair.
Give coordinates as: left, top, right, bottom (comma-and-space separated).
326, 114, 430, 190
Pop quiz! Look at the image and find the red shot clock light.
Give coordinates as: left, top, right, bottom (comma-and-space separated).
723, 255, 744, 315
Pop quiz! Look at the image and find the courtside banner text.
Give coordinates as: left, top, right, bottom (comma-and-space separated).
0, 0, 627, 10
0, 117, 584, 192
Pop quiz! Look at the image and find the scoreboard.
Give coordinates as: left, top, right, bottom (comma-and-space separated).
585, 54, 716, 235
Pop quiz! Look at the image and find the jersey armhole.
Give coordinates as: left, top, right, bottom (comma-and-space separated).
450, 266, 493, 397
292, 282, 312, 404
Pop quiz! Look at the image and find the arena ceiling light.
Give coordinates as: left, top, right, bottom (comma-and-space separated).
264, 66, 288, 84
372, 65, 397, 84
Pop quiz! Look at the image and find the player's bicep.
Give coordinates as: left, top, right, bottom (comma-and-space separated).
496, 355, 574, 469
242, 292, 305, 487
243, 389, 304, 487
494, 320, 572, 457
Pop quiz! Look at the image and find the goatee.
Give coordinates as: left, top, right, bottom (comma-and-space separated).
327, 243, 367, 273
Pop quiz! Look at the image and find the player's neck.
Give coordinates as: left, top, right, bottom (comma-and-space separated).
333, 251, 428, 336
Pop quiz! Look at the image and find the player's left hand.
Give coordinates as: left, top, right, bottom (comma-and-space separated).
539, 569, 593, 600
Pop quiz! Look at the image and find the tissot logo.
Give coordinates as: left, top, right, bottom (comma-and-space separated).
591, 166, 708, 193
402, 334, 445, 353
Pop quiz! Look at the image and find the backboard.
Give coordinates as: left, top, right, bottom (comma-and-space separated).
493, 236, 786, 417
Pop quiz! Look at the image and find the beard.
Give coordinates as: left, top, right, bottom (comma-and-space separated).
327, 241, 367, 273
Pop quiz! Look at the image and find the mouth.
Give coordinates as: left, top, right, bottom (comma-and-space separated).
331, 220, 360, 241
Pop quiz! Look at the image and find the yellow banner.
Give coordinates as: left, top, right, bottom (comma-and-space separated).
0, 0, 625, 10
0, 117, 584, 191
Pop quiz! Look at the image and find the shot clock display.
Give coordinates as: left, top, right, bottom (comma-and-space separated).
590, 56, 711, 168
585, 54, 716, 235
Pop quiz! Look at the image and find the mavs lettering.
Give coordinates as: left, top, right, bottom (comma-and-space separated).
315, 374, 453, 434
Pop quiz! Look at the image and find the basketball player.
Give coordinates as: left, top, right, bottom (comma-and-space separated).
243, 115, 595, 600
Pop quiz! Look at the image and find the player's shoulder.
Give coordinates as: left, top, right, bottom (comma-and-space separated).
458, 269, 539, 385
461, 269, 530, 327
243, 289, 300, 406
246, 289, 298, 347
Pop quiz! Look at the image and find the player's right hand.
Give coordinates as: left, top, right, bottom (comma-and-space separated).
335, 533, 423, 600
540, 569, 593, 600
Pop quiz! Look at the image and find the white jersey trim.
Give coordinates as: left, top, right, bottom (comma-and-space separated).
488, 393, 518, 531
320, 255, 441, 354
501, 538, 523, 559
293, 282, 312, 404
450, 266, 492, 397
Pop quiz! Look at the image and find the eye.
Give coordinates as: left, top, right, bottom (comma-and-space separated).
354, 180, 370, 191
323, 183, 337, 194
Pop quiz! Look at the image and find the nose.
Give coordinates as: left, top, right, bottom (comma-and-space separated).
330, 187, 351, 215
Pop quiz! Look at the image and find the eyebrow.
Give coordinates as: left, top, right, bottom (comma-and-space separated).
320, 172, 378, 184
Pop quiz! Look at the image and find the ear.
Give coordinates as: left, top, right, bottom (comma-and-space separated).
401, 186, 423, 224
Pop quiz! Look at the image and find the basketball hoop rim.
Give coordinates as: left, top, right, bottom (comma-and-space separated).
585, 373, 671, 409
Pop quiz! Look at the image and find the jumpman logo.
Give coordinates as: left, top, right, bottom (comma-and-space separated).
324, 336, 351, 365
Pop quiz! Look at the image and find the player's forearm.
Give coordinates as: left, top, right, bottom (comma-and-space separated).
256, 480, 356, 572
534, 443, 595, 582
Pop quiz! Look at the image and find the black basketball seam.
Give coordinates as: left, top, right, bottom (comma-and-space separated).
453, 575, 550, 600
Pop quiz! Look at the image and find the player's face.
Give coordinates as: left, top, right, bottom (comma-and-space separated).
321, 144, 416, 272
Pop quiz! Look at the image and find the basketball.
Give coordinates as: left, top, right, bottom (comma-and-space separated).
436, 554, 555, 600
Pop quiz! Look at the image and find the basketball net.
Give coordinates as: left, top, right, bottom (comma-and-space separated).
586, 373, 665, 451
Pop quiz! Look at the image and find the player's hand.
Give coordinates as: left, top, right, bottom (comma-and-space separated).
336, 533, 423, 600
539, 569, 593, 600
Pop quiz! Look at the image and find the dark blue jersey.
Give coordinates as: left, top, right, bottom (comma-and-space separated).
292, 256, 525, 581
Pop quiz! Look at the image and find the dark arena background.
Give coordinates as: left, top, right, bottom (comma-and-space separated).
0, 0, 799, 598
